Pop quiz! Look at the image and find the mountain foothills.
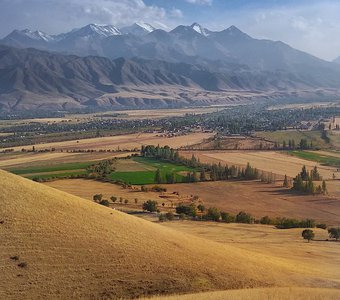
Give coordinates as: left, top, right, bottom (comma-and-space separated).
1, 22, 340, 111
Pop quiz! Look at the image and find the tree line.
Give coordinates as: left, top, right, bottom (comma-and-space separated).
142, 145, 260, 184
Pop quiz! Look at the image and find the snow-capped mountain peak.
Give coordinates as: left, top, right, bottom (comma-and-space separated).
190, 23, 210, 36
68, 24, 121, 38
134, 22, 155, 33
120, 22, 156, 36
12, 29, 53, 42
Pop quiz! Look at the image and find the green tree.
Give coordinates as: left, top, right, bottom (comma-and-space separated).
110, 196, 117, 203
302, 229, 315, 242
158, 214, 166, 222
300, 165, 308, 180
283, 175, 289, 188
93, 194, 103, 203
142, 200, 158, 212
311, 166, 321, 181
200, 168, 206, 181
176, 204, 197, 217
205, 207, 221, 222
260, 216, 272, 225
165, 212, 175, 221
155, 168, 162, 184
236, 211, 253, 224
328, 227, 340, 241
166, 172, 176, 184
99, 199, 110, 207
221, 212, 235, 223
197, 204, 205, 213
322, 180, 327, 195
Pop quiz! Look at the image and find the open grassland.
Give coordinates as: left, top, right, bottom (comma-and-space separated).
1, 132, 213, 152
0, 170, 317, 299
147, 288, 340, 300
288, 150, 340, 168
157, 222, 340, 290
45, 178, 340, 225
181, 150, 339, 180
255, 130, 329, 148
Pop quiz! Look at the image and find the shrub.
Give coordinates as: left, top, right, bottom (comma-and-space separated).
124, 199, 129, 204
176, 204, 196, 217
236, 211, 253, 224
18, 262, 27, 268
151, 185, 167, 192
165, 212, 175, 221
179, 213, 186, 220
99, 200, 110, 207
197, 204, 205, 213
142, 200, 158, 212
93, 194, 103, 202
260, 216, 272, 225
221, 213, 235, 223
110, 196, 117, 202
316, 223, 327, 230
205, 207, 220, 221
158, 214, 167, 222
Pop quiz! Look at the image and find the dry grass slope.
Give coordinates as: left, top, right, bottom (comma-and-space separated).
146, 287, 340, 300
0, 170, 312, 299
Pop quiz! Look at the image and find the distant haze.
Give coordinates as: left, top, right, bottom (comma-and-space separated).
1, 0, 340, 61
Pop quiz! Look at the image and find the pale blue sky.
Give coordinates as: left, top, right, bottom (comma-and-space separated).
1, 0, 340, 60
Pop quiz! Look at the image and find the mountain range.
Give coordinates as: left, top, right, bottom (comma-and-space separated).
1, 22, 340, 111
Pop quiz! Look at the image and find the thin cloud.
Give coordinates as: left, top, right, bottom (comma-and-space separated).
185, 0, 213, 5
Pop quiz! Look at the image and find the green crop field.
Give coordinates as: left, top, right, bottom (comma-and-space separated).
109, 157, 194, 185
10, 156, 195, 184
288, 151, 340, 168
26, 171, 88, 180
10, 161, 95, 175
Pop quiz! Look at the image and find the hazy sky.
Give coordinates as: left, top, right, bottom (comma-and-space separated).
1, 0, 340, 61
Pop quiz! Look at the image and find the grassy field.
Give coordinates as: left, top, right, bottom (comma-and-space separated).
9, 161, 94, 175
288, 150, 340, 168
255, 130, 328, 148
2, 170, 313, 299
156, 222, 340, 293
110, 157, 194, 185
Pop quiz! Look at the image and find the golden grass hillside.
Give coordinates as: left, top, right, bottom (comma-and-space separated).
0, 170, 331, 299
146, 287, 340, 300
